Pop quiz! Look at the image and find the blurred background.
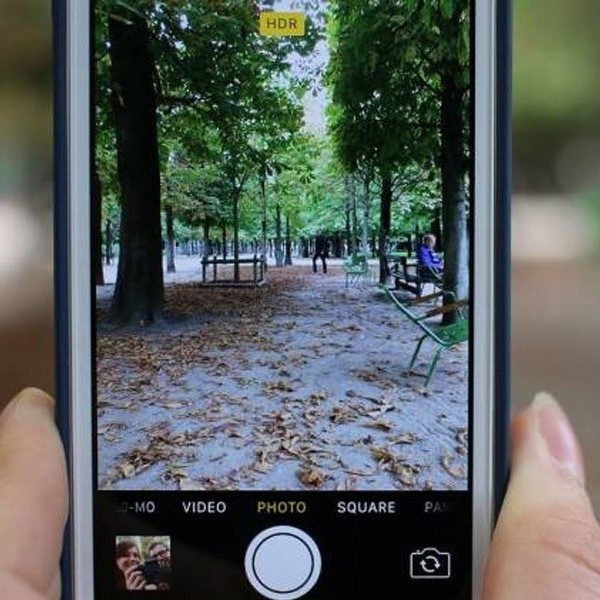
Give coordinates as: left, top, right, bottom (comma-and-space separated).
0, 0, 599, 511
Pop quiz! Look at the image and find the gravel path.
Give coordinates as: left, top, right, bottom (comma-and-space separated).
96, 256, 468, 491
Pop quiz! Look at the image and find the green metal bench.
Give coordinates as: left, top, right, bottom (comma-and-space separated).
380, 285, 469, 386
344, 253, 369, 287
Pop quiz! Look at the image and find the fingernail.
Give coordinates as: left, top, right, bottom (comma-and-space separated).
533, 391, 585, 484
0, 388, 55, 428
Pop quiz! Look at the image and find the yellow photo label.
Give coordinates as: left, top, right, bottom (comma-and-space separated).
259, 12, 306, 37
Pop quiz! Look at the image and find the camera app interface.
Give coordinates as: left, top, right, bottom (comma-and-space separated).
93, 0, 472, 597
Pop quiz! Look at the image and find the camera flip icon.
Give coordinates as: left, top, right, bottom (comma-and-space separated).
409, 547, 451, 579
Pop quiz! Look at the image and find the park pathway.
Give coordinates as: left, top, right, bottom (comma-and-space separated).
97, 258, 468, 491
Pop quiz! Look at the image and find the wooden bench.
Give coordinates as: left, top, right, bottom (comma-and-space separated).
380, 285, 469, 386
392, 256, 442, 298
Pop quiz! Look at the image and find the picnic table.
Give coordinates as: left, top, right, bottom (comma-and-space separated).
201, 255, 266, 286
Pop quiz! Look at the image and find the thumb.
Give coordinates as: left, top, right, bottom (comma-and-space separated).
0, 388, 68, 598
484, 392, 600, 599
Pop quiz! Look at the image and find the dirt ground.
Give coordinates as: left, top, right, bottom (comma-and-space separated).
96, 257, 469, 492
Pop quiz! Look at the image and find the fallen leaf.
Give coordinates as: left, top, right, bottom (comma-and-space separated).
364, 420, 394, 432
263, 381, 295, 396
298, 467, 329, 488
162, 464, 188, 483
441, 454, 467, 479
117, 463, 136, 478
178, 478, 205, 491
330, 405, 357, 424
336, 476, 358, 490
371, 447, 395, 464
395, 464, 418, 487
389, 432, 419, 445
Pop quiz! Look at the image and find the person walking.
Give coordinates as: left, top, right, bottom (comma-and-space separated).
312, 230, 328, 273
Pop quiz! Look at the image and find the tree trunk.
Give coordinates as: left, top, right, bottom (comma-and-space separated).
440, 27, 469, 323
351, 182, 359, 255
345, 175, 353, 256
203, 219, 211, 257
284, 215, 292, 265
260, 173, 268, 271
92, 166, 104, 285
333, 232, 343, 258
299, 237, 308, 258
105, 219, 113, 265
378, 172, 392, 284
165, 204, 176, 273
274, 203, 283, 267
109, 11, 164, 324
362, 178, 371, 254
221, 223, 227, 259
431, 206, 443, 251
415, 224, 421, 254
345, 202, 352, 257
92, 31, 104, 286
233, 189, 240, 281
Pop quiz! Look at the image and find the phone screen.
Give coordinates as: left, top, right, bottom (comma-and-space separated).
92, 1, 474, 597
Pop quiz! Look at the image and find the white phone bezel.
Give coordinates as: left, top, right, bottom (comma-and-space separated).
66, 1, 497, 597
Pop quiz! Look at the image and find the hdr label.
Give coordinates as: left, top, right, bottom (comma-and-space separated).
259, 12, 306, 37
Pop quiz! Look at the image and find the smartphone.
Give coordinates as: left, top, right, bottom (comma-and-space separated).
55, 0, 511, 598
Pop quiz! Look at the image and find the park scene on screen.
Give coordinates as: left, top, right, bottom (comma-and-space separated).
94, 0, 471, 492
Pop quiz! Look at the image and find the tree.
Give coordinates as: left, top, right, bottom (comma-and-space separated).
153, 1, 312, 279
437, 0, 470, 312
328, 1, 436, 283
92, 166, 104, 285
389, 0, 470, 313
328, 0, 470, 301
108, 6, 164, 323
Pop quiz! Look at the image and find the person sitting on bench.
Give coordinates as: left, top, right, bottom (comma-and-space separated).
416, 234, 443, 295
417, 234, 443, 276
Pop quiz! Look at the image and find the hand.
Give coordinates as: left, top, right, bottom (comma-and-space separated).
485, 392, 600, 598
123, 564, 147, 590
0, 389, 68, 599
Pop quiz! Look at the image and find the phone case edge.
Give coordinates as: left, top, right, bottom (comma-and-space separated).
494, 0, 512, 521
53, 0, 73, 598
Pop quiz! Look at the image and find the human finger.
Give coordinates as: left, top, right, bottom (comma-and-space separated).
0, 389, 68, 597
484, 392, 600, 599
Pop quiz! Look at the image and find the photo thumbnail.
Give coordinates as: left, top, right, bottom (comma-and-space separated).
115, 536, 171, 591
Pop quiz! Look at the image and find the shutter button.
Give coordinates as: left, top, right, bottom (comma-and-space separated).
244, 526, 322, 599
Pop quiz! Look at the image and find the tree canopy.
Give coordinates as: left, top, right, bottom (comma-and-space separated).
95, 0, 471, 323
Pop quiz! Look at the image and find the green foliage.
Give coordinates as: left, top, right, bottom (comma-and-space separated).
327, 0, 469, 183
328, 0, 436, 176
162, 145, 225, 227
95, 0, 468, 267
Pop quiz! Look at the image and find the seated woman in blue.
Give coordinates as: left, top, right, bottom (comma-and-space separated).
417, 234, 443, 275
